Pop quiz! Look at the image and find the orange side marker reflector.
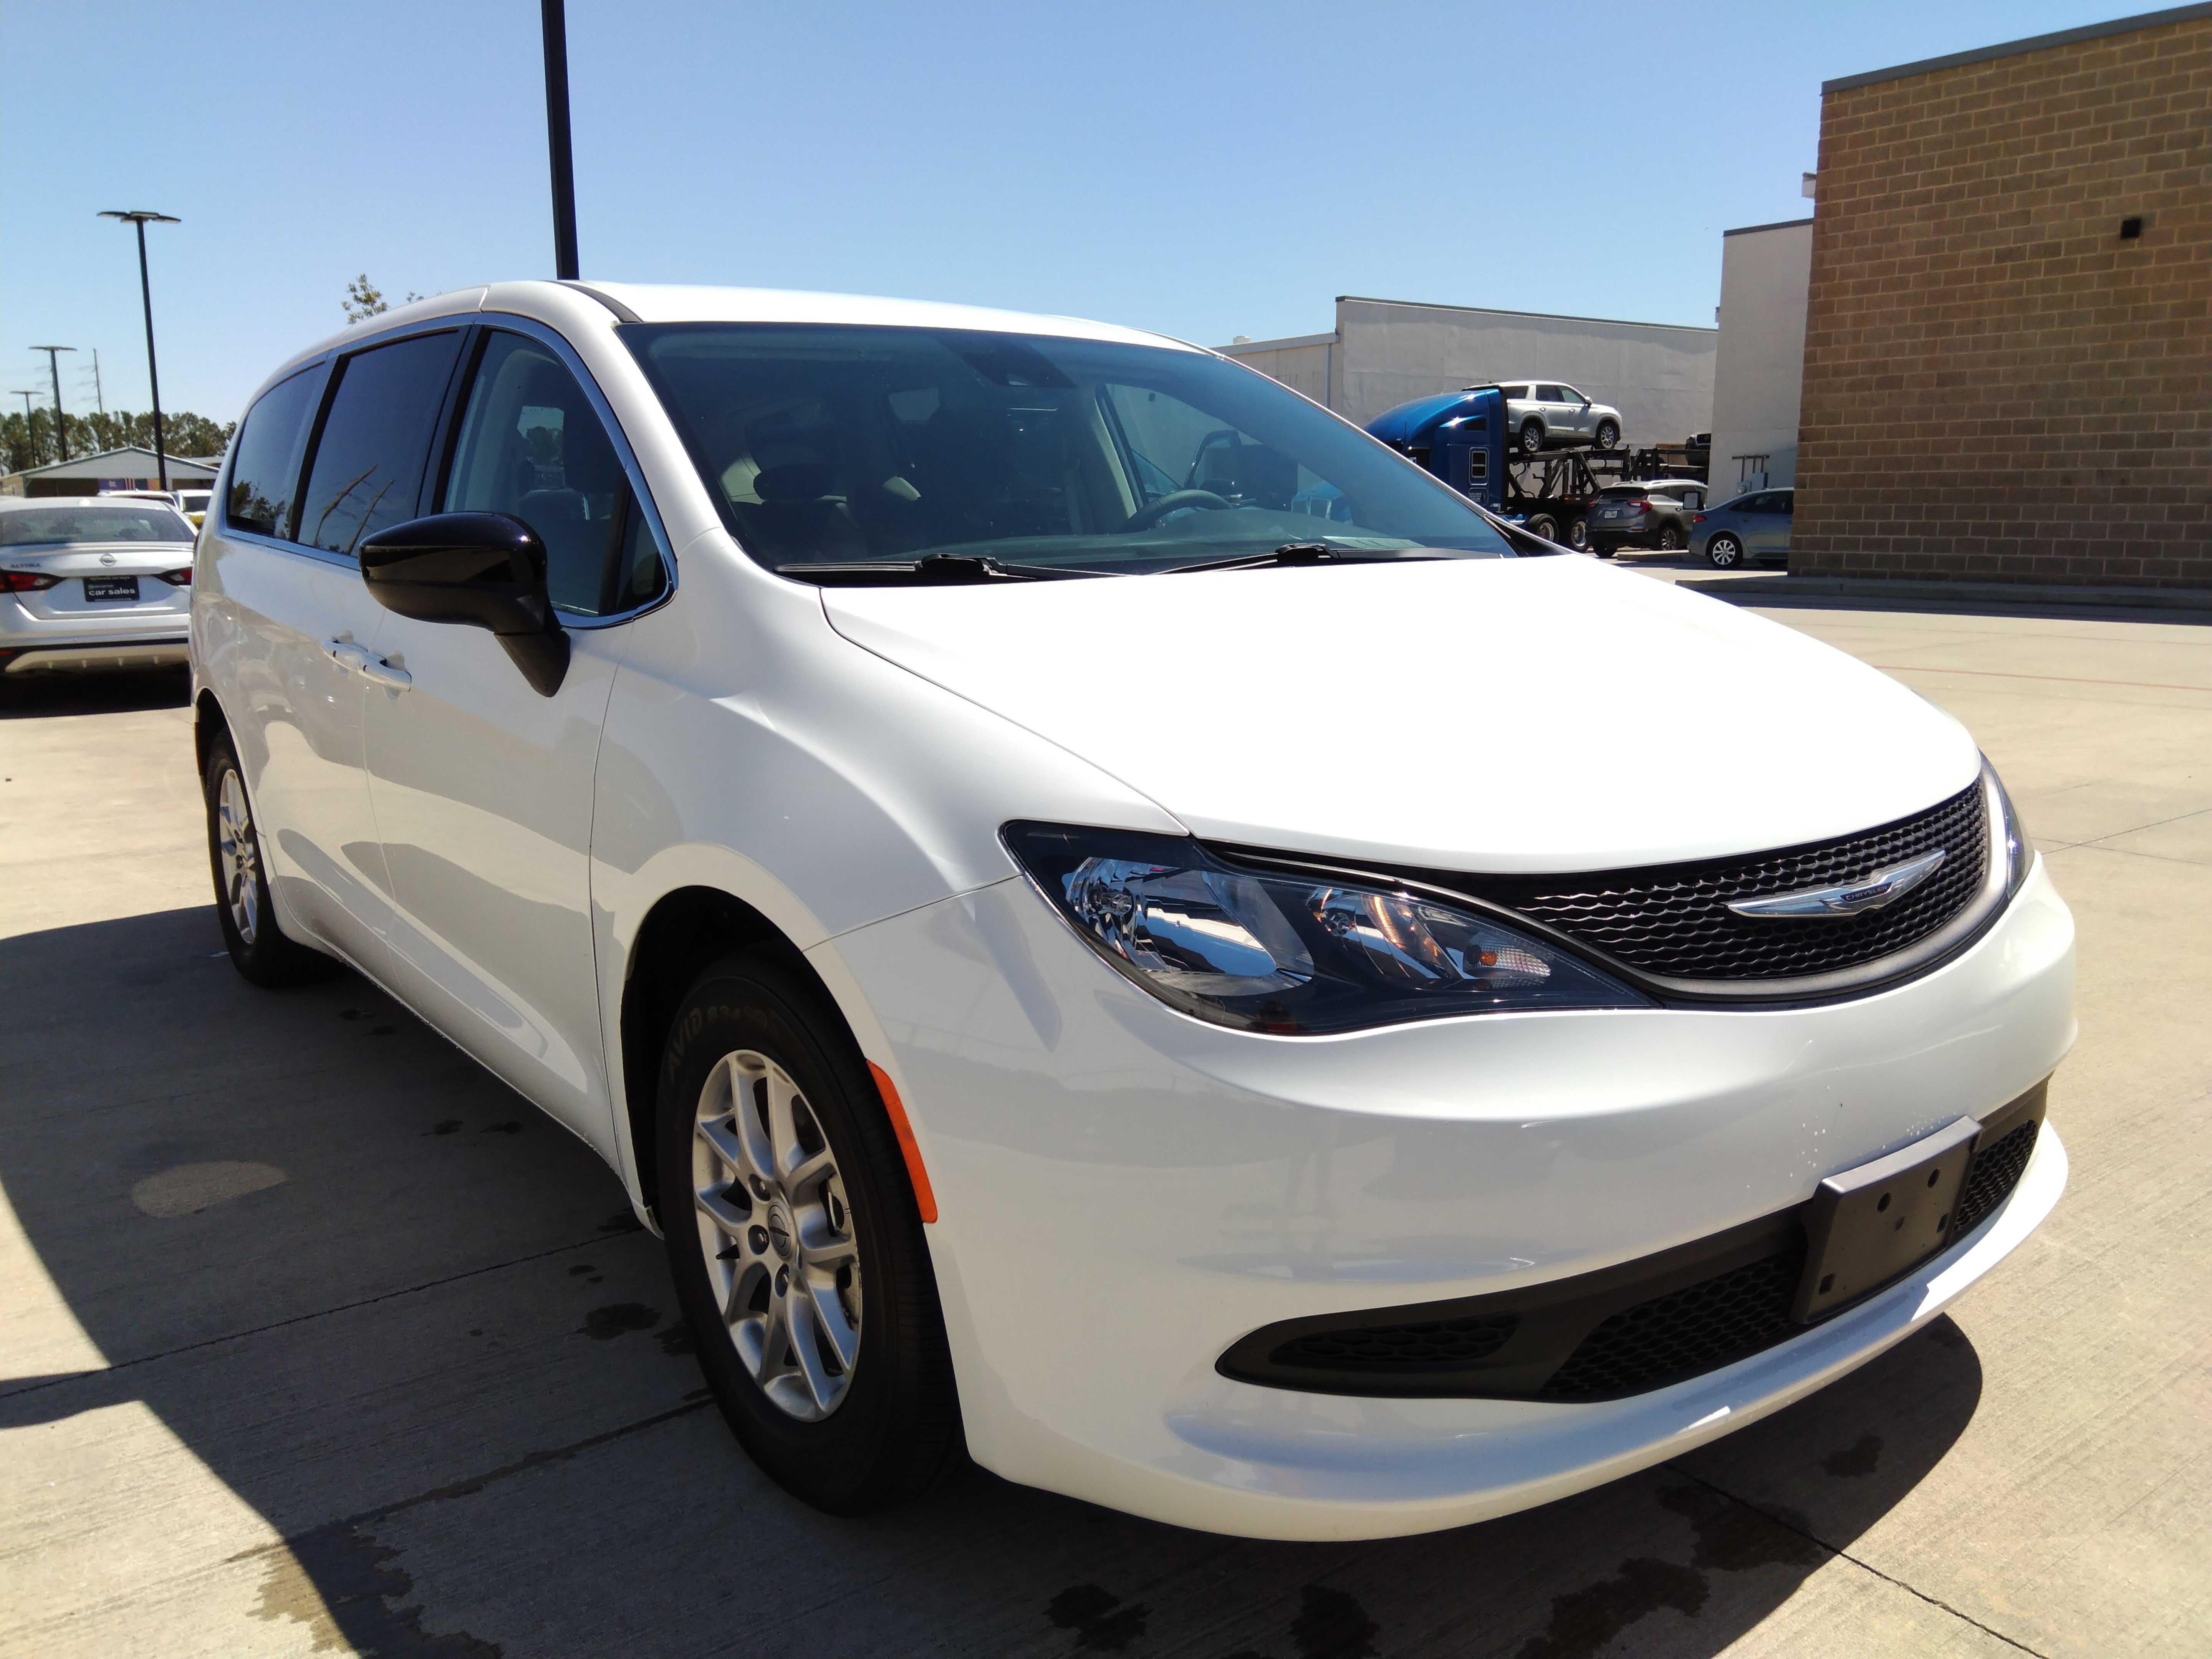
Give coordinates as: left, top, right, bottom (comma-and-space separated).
869, 1062, 938, 1223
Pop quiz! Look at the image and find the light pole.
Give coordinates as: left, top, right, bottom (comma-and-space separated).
30, 346, 76, 464
98, 210, 180, 491
541, 0, 580, 280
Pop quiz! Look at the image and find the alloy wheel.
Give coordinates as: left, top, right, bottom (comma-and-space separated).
692, 1047, 863, 1421
216, 768, 260, 945
1707, 534, 1742, 568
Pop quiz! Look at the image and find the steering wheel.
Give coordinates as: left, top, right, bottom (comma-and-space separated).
1124, 489, 1233, 531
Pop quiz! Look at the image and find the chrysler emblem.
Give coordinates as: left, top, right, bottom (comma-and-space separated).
1727, 849, 1947, 919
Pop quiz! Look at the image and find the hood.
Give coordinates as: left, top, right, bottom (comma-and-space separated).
822, 557, 1981, 874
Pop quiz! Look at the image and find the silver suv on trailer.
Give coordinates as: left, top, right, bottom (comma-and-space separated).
1497, 381, 1622, 455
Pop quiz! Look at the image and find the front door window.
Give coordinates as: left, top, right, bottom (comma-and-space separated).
442, 332, 666, 615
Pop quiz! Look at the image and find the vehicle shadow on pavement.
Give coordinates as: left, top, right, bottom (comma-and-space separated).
0, 906, 1985, 1659
0, 665, 191, 719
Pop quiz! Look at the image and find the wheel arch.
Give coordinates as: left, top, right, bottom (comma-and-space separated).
613, 882, 904, 1225
193, 685, 230, 778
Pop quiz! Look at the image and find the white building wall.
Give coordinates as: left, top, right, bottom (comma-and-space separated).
1221, 299, 1717, 444
1708, 219, 1813, 498
1217, 334, 1334, 409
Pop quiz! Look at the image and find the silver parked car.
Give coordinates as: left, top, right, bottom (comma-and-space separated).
1690, 487, 1794, 569
1497, 381, 1622, 455
0, 497, 195, 675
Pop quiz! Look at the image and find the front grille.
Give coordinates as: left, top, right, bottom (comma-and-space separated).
1953, 1119, 2039, 1239
1271, 1313, 1519, 1376
1538, 1247, 1803, 1402
1475, 782, 1988, 982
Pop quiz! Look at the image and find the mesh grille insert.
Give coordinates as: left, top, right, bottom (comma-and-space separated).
1273, 1313, 1520, 1373
1953, 1119, 2039, 1239
1476, 783, 1988, 982
1539, 1248, 1803, 1402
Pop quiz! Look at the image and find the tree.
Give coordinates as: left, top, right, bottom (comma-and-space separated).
343, 274, 425, 325
3, 407, 238, 474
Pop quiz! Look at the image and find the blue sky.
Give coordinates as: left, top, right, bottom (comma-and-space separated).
0, 0, 2164, 423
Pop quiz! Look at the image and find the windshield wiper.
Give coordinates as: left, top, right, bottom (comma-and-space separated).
1162, 541, 1448, 576
777, 553, 1096, 585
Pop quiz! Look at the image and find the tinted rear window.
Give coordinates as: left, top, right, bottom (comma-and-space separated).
299, 331, 465, 557
225, 367, 322, 538
0, 505, 192, 546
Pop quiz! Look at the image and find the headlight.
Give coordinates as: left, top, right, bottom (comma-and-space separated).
1003, 823, 1649, 1035
1983, 755, 2029, 900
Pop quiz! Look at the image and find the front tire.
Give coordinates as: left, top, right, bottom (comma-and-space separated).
1705, 533, 1745, 569
1594, 419, 1620, 451
657, 952, 960, 1515
202, 730, 335, 987
1658, 525, 1684, 551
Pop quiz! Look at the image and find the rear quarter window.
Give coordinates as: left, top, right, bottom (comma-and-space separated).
225, 367, 323, 539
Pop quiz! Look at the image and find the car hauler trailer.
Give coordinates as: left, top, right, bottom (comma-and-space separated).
1365, 386, 1707, 548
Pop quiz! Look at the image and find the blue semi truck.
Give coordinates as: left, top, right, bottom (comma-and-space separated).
1365, 386, 1707, 550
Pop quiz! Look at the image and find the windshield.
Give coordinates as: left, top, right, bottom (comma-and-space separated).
625, 324, 1513, 578
0, 504, 194, 546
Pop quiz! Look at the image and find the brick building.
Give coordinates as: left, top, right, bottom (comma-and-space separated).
1795, 4, 2212, 588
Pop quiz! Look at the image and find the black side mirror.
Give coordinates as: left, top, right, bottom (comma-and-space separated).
358, 512, 569, 696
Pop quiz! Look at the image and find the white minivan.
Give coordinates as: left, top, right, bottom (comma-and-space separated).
190, 282, 2072, 1541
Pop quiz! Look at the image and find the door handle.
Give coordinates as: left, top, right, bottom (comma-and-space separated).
358, 656, 412, 692
322, 638, 371, 672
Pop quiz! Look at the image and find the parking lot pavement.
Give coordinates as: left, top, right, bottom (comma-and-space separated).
2, 607, 2207, 1659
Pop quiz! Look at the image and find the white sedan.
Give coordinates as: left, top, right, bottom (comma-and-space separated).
189, 281, 2071, 1540
0, 497, 195, 676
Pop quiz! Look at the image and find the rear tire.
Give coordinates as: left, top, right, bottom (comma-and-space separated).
1519, 420, 1545, 455
202, 730, 336, 987
1705, 533, 1745, 569
1525, 513, 1560, 543
1566, 517, 1589, 551
657, 951, 960, 1515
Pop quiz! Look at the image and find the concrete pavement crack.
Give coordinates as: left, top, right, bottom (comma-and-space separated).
253, 1395, 717, 1541
0, 1231, 630, 1401
1659, 1462, 2052, 1657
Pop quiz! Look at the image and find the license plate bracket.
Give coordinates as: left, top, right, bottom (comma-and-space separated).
1794, 1114, 1980, 1323
83, 576, 140, 602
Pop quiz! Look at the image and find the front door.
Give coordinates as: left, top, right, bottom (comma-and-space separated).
1738, 492, 1785, 558
1555, 386, 1593, 442
363, 327, 668, 1155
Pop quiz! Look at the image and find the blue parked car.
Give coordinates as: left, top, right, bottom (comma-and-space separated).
1690, 487, 1793, 568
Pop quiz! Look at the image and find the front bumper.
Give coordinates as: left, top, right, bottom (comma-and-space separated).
823, 856, 2074, 1540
